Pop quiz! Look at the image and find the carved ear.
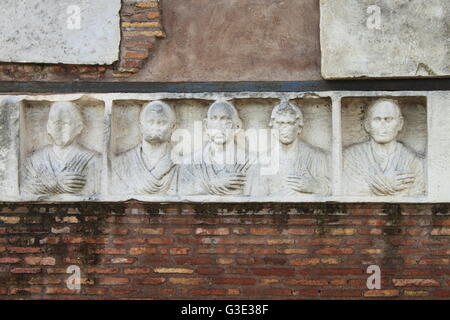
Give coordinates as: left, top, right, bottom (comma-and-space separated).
75, 121, 84, 136
397, 116, 405, 133
363, 118, 371, 134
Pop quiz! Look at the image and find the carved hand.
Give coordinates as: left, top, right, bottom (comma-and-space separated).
234, 159, 253, 175
209, 173, 247, 195
286, 175, 321, 194
58, 172, 87, 194
369, 172, 416, 195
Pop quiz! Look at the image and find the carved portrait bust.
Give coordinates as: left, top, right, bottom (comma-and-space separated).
343, 98, 426, 196
178, 100, 253, 196
252, 100, 330, 196
112, 100, 178, 195
22, 101, 101, 196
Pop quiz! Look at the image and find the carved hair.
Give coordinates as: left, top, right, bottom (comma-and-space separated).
48, 101, 84, 129
363, 98, 404, 135
140, 100, 176, 126
365, 98, 403, 121
206, 100, 242, 129
269, 99, 304, 127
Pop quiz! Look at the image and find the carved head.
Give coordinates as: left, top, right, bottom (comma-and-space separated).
140, 101, 176, 144
364, 98, 404, 144
47, 101, 84, 147
269, 100, 304, 145
204, 100, 242, 146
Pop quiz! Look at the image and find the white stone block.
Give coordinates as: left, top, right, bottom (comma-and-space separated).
320, 0, 450, 78
0, 0, 121, 65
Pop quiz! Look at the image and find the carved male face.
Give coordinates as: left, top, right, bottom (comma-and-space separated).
364, 100, 404, 144
272, 112, 302, 145
270, 102, 303, 145
140, 102, 175, 144
47, 102, 83, 147
205, 101, 240, 146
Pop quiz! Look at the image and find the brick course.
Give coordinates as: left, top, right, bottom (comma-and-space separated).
0, 202, 448, 299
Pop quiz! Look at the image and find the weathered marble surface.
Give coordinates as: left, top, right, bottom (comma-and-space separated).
0, 0, 121, 65
0, 91, 447, 203
320, 0, 450, 79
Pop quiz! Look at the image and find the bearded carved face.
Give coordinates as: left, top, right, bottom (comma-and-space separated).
140, 106, 175, 144
47, 102, 83, 148
205, 103, 239, 146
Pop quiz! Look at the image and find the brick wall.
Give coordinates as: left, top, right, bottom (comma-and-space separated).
0, 1, 164, 81
0, 203, 448, 299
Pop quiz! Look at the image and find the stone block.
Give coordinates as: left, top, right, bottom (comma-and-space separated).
320, 0, 449, 78
0, 0, 121, 65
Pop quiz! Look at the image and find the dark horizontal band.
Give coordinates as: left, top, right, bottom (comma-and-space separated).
0, 79, 449, 93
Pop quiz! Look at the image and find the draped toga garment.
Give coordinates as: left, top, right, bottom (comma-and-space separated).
112, 145, 178, 195
251, 139, 330, 196
178, 143, 255, 196
22, 145, 100, 195
343, 141, 426, 196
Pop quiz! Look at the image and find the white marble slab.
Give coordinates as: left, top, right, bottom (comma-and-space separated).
0, 0, 121, 65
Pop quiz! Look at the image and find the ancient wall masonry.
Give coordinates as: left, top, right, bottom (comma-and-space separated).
0, 91, 448, 203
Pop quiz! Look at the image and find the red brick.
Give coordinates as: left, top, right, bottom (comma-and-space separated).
191, 289, 226, 296
85, 288, 109, 295
46, 288, 79, 295
195, 228, 229, 236
91, 248, 127, 255
98, 277, 129, 285
169, 248, 190, 255
110, 257, 136, 264
87, 268, 119, 274
176, 258, 212, 265
7, 247, 42, 254
251, 268, 295, 276
433, 290, 450, 297
136, 227, 164, 235
147, 237, 173, 245
24, 256, 56, 266
364, 290, 400, 297
419, 258, 448, 265
392, 279, 440, 287
286, 279, 328, 286
141, 277, 166, 285
169, 278, 203, 285
0, 257, 21, 264
320, 290, 361, 297
11, 268, 41, 274
195, 268, 225, 275
129, 247, 157, 255
123, 50, 149, 60
250, 228, 279, 235
124, 268, 151, 275
286, 228, 315, 235
316, 248, 354, 255
213, 278, 256, 285
9, 287, 41, 295
101, 227, 129, 235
